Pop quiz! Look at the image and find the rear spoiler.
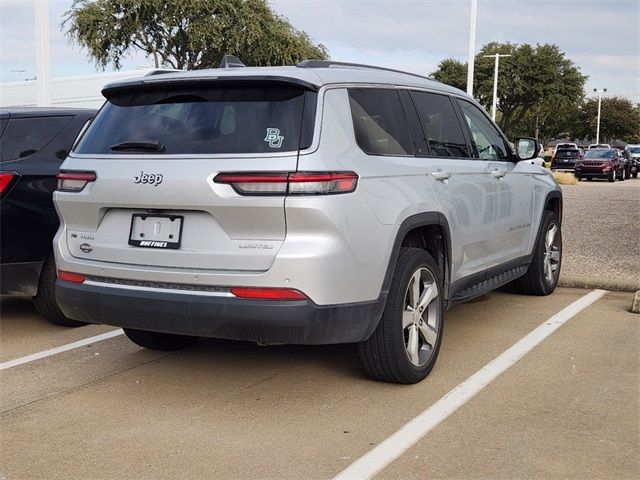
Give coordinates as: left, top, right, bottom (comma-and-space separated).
101, 75, 319, 98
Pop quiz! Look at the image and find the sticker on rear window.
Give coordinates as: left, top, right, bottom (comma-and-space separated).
264, 128, 284, 149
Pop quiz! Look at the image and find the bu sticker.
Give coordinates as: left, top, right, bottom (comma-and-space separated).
264, 128, 284, 149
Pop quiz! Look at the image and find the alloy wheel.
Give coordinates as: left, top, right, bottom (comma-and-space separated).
543, 223, 561, 284
402, 267, 440, 367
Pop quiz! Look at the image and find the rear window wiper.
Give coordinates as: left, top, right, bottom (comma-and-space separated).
110, 141, 166, 152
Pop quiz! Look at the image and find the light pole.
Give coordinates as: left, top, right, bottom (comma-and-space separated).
466, 0, 478, 96
34, 0, 51, 107
483, 53, 511, 121
594, 88, 607, 145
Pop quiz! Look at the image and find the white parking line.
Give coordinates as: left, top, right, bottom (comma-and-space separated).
333, 289, 608, 480
0, 329, 124, 371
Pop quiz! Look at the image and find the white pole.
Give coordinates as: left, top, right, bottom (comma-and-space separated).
466, 0, 477, 96
594, 88, 607, 145
491, 54, 499, 121
483, 54, 511, 122
35, 0, 51, 107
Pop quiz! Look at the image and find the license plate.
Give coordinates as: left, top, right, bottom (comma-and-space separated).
128, 214, 183, 249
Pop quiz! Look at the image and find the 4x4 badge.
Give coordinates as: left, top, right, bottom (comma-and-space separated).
134, 171, 163, 186
264, 128, 284, 149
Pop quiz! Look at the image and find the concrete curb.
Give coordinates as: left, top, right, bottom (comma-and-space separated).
558, 275, 640, 293
632, 291, 640, 314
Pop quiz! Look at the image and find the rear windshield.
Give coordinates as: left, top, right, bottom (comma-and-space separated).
556, 150, 579, 158
74, 85, 316, 155
584, 150, 614, 159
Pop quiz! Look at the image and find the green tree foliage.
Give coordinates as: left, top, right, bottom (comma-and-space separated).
574, 97, 640, 144
64, 0, 328, 70
432, 42, 586, 139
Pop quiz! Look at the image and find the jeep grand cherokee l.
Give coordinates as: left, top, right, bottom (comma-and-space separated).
53, 59, 562, 384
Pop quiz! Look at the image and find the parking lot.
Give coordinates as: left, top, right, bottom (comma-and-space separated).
1, 285, 638, 479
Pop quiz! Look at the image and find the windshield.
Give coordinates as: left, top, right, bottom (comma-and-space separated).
627, 147, 640, 154
74, 84, 316, 155
584, 150, 614, 159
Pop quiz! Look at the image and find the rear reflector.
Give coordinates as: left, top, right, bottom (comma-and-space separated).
57, 271, 86, 284
214, 171, 358, 196
57, 171, 96, 192
230, 287, 306, 300
0, 172, 17, 199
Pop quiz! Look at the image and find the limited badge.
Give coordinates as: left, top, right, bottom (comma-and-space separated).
264, 128, 284, 149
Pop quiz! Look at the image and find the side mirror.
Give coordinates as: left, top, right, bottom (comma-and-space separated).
515, 137, 540, 161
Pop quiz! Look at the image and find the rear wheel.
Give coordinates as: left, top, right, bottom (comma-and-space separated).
512, 211, 562, 295
34, 253, 88, 327
124, 328, 198, 351
357, 248, 444, 384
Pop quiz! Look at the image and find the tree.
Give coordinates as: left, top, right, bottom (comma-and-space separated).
64, 0, 328, 70
431, 58, 466, 91
573, 97, 640, 144
431, 43, 586, 138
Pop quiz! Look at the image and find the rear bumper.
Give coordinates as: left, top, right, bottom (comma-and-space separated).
0, 261, 43, 296
55, 280, 384, 345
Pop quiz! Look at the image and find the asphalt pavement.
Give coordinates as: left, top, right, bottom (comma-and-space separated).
1, 288, 638, 479
560, 179, 639, 286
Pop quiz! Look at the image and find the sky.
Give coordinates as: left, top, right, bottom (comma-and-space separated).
0, 0, 638, 102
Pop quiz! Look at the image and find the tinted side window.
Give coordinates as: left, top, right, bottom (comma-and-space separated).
457, 100, 510, 161
410, 91, 470, 158
348, 88, 412, 156
0, 116, 70, 161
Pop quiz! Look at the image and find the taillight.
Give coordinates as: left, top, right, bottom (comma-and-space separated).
57, 271, 86, 284
57, 171, 96, 192
230, 287, 307, 300
214, 172, 358, 196
0, 172, 17, 199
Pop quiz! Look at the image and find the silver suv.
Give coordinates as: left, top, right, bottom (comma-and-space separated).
54, 59, 562, 384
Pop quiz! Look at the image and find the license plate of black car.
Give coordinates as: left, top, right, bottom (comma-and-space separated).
128, 214, 183, 249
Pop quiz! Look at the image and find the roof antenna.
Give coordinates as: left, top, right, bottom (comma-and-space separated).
219, 55, 246, 68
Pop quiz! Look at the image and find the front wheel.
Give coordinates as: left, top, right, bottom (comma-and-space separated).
512, 210, 562, 295
609, 170, 615, 182
124, 328, 198, 351
357, 248, 444, 384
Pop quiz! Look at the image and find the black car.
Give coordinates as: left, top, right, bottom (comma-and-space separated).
1, 107, 96, 326
551, 148, 583, 171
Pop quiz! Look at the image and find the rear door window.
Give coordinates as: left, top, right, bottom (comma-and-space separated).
347, 88, 413, 156
0, 116, 70, 161
410, 91, 470, 158
74, 85, 316, 155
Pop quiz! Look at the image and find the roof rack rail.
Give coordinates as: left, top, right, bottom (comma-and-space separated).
297, 60, 438, 83
145, 69, 181, 76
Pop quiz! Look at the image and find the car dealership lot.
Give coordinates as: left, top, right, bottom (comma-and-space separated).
1, 288, 638, 479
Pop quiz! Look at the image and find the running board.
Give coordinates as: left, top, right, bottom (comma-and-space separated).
447, 264, 529, 308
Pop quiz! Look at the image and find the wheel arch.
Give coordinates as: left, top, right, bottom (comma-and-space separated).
380, 212, 453, 304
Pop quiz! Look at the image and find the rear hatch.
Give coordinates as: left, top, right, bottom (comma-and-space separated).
56, 80, 317, 272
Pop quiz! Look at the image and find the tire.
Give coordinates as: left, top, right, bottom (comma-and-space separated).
633, 172, 638, 179
620, 168, 626, 181
587, 177, 593, 181
357, 248, 444, 384
124, 328, 198, 351
512, 210, 562, 296
33, 253, 88, 327
608, 170, 615, 182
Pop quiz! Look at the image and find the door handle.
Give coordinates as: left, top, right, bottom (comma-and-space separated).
430, 170, 451, 181
490, 168, 506, 179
